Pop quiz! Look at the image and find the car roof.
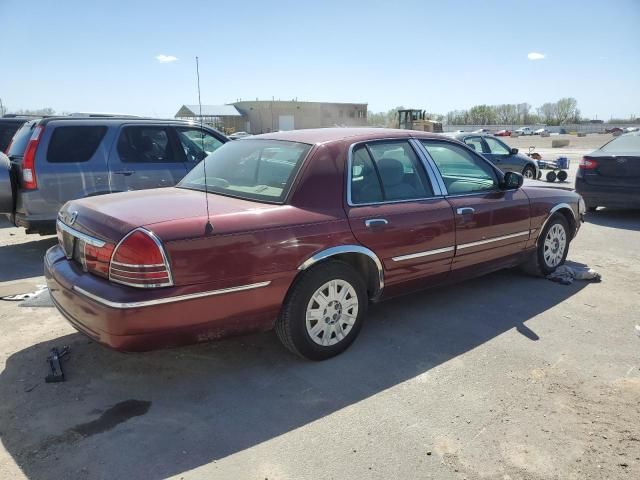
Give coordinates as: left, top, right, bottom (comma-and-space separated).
35, 116, 206, 127
249, 127, 446, 145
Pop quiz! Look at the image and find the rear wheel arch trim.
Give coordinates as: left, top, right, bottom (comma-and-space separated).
297, 245, 384, 298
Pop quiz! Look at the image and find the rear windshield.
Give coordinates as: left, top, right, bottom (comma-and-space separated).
47, 126, 107, 162
600, 134, 640, 154
7, 122, 37, 157
178, 139, 311, 203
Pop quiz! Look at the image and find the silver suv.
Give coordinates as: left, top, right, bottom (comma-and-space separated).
0, 117, 227, 234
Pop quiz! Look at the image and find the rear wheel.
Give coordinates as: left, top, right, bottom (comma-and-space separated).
276, 261, 368, 360
557, 170, 568, 182
521, 215, 570, 276
522, 165, 536, 179
546, 171, 557, 182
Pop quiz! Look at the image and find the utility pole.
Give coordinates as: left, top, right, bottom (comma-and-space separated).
0, 98, 5, 116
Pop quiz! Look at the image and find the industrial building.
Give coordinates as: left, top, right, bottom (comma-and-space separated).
175, 100, 368, 134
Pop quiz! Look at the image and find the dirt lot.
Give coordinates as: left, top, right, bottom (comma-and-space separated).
1, 198, 639, 478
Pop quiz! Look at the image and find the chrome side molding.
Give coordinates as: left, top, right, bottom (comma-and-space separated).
74, 281, 271, 309
392, 246, 455, 262
457, 230, 531, 250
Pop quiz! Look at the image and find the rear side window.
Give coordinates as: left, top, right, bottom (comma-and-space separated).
117, 126, 175, 163
350, 140, 433, 204
47, 126, 107, 163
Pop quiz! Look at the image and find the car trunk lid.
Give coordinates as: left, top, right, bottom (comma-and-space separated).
582, 153, 640, 187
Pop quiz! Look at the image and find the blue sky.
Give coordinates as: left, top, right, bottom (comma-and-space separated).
1, 0, 639, 119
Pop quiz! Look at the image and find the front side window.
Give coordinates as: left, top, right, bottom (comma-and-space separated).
117, 126, 175, 163
176, 127, 224, 163
463, 136, 486, 153
178, 139, 311, 203
484, 136, 511, 155
47, 126, 107, 163
421, 140, 498, 195
350, 140, 433, 204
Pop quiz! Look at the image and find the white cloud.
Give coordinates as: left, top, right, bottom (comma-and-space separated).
155, 54, 178, 63
527, 52, 545, 61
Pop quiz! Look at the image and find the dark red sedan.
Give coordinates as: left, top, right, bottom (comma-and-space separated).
45, 128, 585, 360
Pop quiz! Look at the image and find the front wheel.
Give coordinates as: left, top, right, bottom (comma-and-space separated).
521, 214, 570, 276
522, 165, 536, 179
276, 261, 368, 360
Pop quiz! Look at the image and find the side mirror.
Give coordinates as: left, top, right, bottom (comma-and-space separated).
502, 171, 524, 189
510, 147, 518, 155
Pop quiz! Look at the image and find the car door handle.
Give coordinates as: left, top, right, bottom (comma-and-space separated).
456, 207, 475, 215
113, 170, 134, 176
365, 218, 389, 228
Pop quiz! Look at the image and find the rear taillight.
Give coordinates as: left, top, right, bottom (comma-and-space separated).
22, 125, 43, 189
579, 157, 598, 170
83, 242, 115, 278
109, 228, 173, 288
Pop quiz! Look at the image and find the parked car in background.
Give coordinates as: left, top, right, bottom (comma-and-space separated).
45, 128, 583, 360
472, 128, 492, 134
0, 116, 31, 152
514, 127, 534, 136
445, 132, 540, 179
605, 127, 624, 135
0, 117, 227, 234
534, 128, 549, 135
576, 131, 640, 211
494, 129, 511, 137
228, 131, 252, 140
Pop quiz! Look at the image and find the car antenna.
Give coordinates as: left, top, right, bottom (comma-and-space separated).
196, 56, 214, 235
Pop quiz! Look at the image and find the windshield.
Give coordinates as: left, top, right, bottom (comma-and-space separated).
600, 134, 640, 153
178, 139, 311, 203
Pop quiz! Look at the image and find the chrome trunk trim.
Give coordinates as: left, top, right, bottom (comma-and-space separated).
73, 281, 272, 309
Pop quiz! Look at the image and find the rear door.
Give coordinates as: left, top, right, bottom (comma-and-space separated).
345, 139, 456, 289
108, 124, 188, 191
418, 139, 530, 273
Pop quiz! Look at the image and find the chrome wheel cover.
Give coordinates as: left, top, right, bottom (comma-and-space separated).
543, 223, 567, 268
306, 279, 358, 346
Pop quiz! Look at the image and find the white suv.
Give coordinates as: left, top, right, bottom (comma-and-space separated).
514, 127, 534, 136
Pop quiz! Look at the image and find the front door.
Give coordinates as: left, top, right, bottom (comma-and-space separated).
108, 125, 188, 192
418, 139, 530, 273
345, 139, 456, 290
483, 136, 520, 172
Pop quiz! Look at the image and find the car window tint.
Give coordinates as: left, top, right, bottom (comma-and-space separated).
0, 124, 22, 152
464, 136, 485, 153
484, 137, 511, 155
47, 126, 107, 163
117, 127, 175, 163
7, 123, 36, 157
421, 140, 497, 195
350, 146, 383, 204
365, 141, 433, 201
176, 128, 224, 163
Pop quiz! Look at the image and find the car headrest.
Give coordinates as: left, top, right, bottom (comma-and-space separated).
377, 158, 404, 185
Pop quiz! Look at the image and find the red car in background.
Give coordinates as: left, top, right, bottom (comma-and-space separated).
46, 128, 584, 360
494, 129, 512, 137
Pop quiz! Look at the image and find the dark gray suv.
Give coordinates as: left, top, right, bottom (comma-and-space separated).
0, 117, 227, 233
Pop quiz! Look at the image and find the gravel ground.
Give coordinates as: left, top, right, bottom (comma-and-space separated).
1, 196, 639, 479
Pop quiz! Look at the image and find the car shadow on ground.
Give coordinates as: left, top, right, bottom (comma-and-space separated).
0, 237, 57, 282
0, 268, 589, 479
585, 208, 640, 231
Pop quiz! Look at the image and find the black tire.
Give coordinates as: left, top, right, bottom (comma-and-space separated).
557, 170, 568, 182
522, 165, 536, 179
521, 214, 570, 277
276, 261, 368, 360
546, 171, 557, 182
